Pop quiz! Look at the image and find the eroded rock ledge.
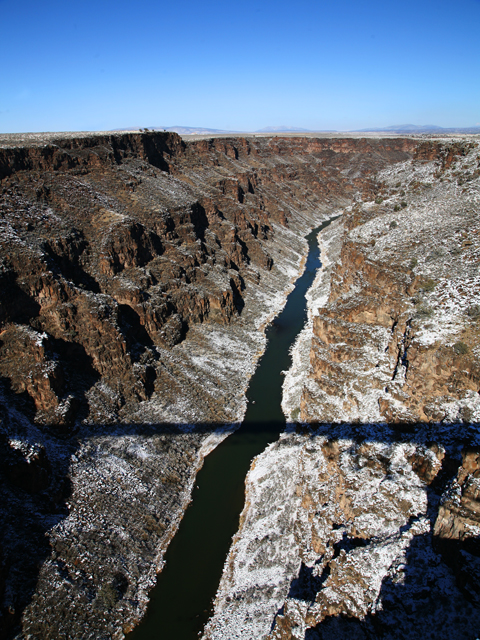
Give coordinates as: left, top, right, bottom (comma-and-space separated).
204, 137, 480, 639
0, 132, 419, 639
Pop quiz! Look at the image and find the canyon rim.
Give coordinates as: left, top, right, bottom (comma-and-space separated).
0, 130, 479, 639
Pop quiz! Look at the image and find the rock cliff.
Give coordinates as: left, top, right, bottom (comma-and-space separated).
300, 139, 480, 425
0, 131, 418, 638
205, 137, 480, 639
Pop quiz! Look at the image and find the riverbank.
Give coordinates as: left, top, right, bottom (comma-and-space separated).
282, 216, 344, 421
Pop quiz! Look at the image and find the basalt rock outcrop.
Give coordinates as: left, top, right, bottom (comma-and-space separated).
298, 139, 480, 425
205, 137, 480, 639
0, 133, 416, 428
204, 425, 480, 640
0, 131, 420, 639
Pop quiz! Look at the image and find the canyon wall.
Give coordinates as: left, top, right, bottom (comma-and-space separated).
0, 131, 417, 639
205, 138, 480, 639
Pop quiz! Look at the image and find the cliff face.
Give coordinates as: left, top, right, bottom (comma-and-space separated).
204, 425, 480, 640
0, 131, 418, 639
205, 138, 480, 639
302, 139, 480, 424
0, 132, 415, 428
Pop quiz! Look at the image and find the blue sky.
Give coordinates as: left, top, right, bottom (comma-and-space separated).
1, 0, 479, 133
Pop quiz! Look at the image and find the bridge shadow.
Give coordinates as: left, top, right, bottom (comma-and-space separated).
0, 415, 479, 639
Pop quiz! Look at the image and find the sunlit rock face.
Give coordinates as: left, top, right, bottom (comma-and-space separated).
205, 138, 480, 640
0, 131, 418, 638
298, 139, 480, 425
204, 426, 480, 640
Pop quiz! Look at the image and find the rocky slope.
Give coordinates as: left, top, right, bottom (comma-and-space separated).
0, 131, 417, 638
204, 138, 480, 639
300, 139, 480, 425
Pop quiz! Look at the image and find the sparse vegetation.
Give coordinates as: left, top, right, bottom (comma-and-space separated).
420, 278, 437, 292
375, 196, 383, 204
426, 248, 444, 261
409, 257, 418, 269
394, 204, 401, 212
416, 303, 434, 318
389, 220, 398, 229
291, 407, 300, 422
400, 201, 408, 208
453, 341, 469, 355
96, 582, 119, 609
467, 304, 480, 319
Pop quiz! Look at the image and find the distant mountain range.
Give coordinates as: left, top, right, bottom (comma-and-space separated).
112, 124, 480, 135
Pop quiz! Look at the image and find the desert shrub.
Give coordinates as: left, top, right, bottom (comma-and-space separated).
467, 304, 480, 319
416, 304, 434, 318
375, 196, 384, 204
389, 220, 398, 229
426, 248, 444, 261
394, 204, 401, 212
409, 257, 418, 269
400, 201, 408, 208
97, 582, 118, 609
461, 406, 474, 423
420, 278, 437, 292
453, 341, 469, 355
291, 407, 300, 422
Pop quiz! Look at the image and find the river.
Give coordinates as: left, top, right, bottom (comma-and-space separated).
128, 218, 333, 640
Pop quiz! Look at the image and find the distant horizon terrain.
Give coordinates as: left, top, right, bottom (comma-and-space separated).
111, 124, 480, 135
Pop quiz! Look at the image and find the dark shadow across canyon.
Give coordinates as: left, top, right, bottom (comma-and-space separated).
1, 419, 479, 640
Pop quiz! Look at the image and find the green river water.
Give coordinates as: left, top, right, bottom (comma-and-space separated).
128, 218, 333, 640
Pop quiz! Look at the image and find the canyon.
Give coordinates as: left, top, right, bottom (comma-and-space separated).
0, 130, 478, 639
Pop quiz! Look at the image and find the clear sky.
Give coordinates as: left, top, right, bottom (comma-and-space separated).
1, 0, 479, 133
